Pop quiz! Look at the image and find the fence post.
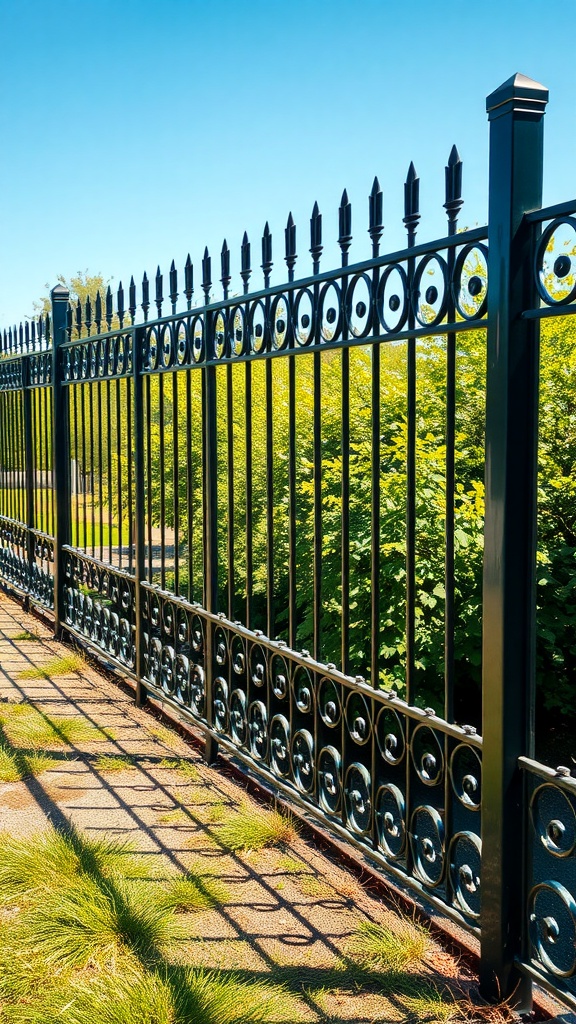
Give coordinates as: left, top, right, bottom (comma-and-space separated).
133, 325, 147, 706
22, 356, 35, 602
202, 308, 219, 766
51, 284, 71, 636
481, 74, 548, 1007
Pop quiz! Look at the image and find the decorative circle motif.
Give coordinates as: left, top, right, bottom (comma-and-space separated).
376, 784, 406, 859
214, 311, 227, 358
191, 615, 204, 654
291, 729, 314, 792
320, 282, 341, 342
450, 744, 482, 810
345, 692, 371, 746
162, 601, 174, 636
453, 244, 488, 320
344, 762, 372, 834
147, 329, 159, 370
213, 677, 229, 733
318, 676, 341, 728
249, 300, 267, 353
377, 263, 409, 333
294, 289, 314, 345
535, 217, 576, 306
192, 316, 205, 363
250, 644, 266, 686
248, 700, 268, 760
410, 805, 445, 887
531, 784, 576, 858
149, 593, 160, 630
411, 725, 444, 786
190, 664, 205, 718
177, 609, 189, 646
160, 645, 175, 694
449, 831, 481, 919
230, 635, 245, 676
346, 274, 372, 338
175, 654, 190, 703
413, 254, 448, 326
230, 306, 246, 356
270, 655, 288, 699
230, 688, 247, 745
176, 322, 188, 365
376, 707, 406, 765
148, 637, 162, 686
270, 714, 290, 777
318, 745, 342, 815
214, 627, 228, 667
529, 881, 576, 978
293, 667, 313, 714
271, 294, 290, 349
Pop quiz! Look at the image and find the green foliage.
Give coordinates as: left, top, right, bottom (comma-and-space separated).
347, 918, 429, 972
218, 802, 297, 852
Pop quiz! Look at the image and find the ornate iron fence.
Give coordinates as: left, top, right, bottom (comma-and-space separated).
1, 73, 575, 1012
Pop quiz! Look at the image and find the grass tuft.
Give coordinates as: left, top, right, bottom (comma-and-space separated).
175, 759, 201, 782
218, 802, 297, 852
0, 703, 105, 748
347, 918, 430, 973
93, 754, 136, 772
0, 740, 65, 782
158, 869, 229, 912
8, 630, 40, 641
18, 653, 84, 680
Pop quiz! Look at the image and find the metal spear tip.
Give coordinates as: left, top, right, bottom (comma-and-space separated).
406, 161, 418, 183
340, 188, 349, 207
286, 211, 295, 228
142, 270, 148, 282
185, 253, 192, 267
203, 246, 210, 259
130, 274, 135, 285
448, 143, 461, 167
370, 176, 381, 197
221, 238, 228, 254
242, 230, 249, 246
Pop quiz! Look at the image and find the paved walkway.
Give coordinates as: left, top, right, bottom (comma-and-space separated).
0, 591, 510, 1023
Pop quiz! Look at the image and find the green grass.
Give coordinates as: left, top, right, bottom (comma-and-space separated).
0, 702, 107, 748
175, 759, 200, 782
0, 739, 65, 782
218, 802, 297, 852
347, 918, 430, 973
18, 653, 85, 680
93, 754, 136, 772
7, 629, 40, 641
158, 869, 229, 912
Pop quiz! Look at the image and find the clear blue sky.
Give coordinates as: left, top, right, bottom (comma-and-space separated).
1, 0, 575, 327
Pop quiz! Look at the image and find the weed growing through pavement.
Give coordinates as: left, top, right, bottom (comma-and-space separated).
93, 754, 137, 773
347, 918, 430, 972
218, 802, 297, 852
0, 702, 107, 748
18, 653, 85, 679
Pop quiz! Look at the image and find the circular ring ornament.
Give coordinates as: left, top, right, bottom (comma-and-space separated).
318, 745, 342, 815
119, 617, 131, 664
249, 300, 267, 353
270, 714, 290, 777
162, 601, 174, 636
248, 700, 268, 760
271, 294, 291, 349
108, 337, 117, 375
160, 645, 175, 695
190, 664, 205, 718
270, 655, 288, 699
147, 329, 159, 371
214, 311, 227, 358
101, 607, 111, 649
344, 762, 372, 835
377, 263, 409, 333
449, 831, 481, 919
529, 881, 576, 978
148, 637, 162, 686
450, 743, 481, 810
346, 273, 373, 338
291, 728, 314, 793
230, 688, 247, 746
410, 805, 445, 887
535, 217, 576, 306
213, 677, 229, 733
230, 306, 247, 356
293, 289, 314, 346
376, 707, 406, 765
411, 725, 444, 786
175, 654, 190, 703
453, 243, 488, 320
192, 316, 205, 363
345, 692, 371, 746
413, 254, 448, 327
214, 626, 228, 667
229, 635, 245, 676
376, 784, 406, 859
176, 609, 190, 646
108, 612, 120, 658
318, 676, 341, 728
250, 644, 266, 686
293, 667, 313, 715
319, 282, 342, 342
176, 321, 188, 365
149, 593, 161, 630
531, 784, 576, 858
191, 615, 204, 654
161, 324, 173, 368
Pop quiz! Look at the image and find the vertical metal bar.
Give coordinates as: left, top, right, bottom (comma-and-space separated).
89, 381, 95, 558
72, 381, 79, 547
480, 73, 548, 1009
23, 358, 35, 596
405, 276, 416, 707
203, 311, 219, 764
97, 381, 104, 561
158, 372, 166, 588
106, 379, 113, 565
226, 363, 235, 621
133, 326, 147, 706
288, 353, 296, 650
126, 375, 133, 574
245, 361, 253, 629
50, 284, 71, 635
313, 348, 322, 663
186, 368, 193, 602
80, 377, 87, 554
172, 370, 179, 595
145, 373, 153, 582
116, 376, 122, 569
265, 358, 274, 638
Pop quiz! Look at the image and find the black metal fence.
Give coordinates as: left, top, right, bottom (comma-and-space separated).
1, 73, 575, 1012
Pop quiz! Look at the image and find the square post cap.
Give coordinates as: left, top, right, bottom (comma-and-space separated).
486, 73, 548, 120
51, 284, 70, 301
